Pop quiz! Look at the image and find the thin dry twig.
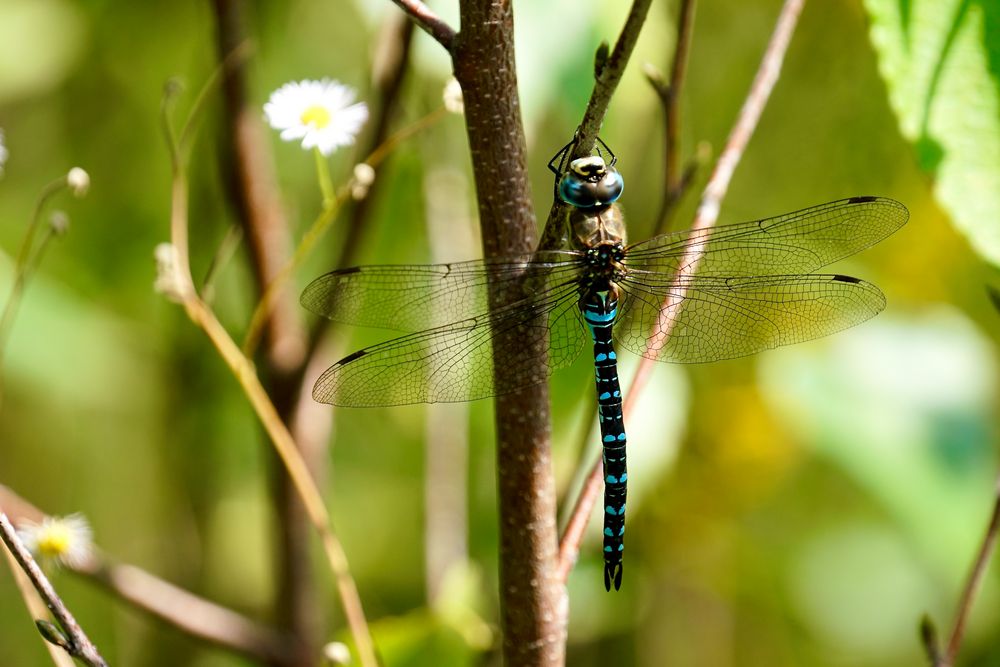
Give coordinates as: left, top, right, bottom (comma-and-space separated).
665, 0, 696, 193
926, 475, 1000, 667
0, 512, 107, 667
646, 0, 698, 233
390, 0, 455, 50
556, 0, 807, 582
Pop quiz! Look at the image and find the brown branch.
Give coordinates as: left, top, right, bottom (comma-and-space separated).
648, 0, 698, 233
451, 1, 562, 664
930, 475, 1000, 667
390, 0, 456, 51
539, 0, 654, 249
212, 0, 305, 373
665, 0, 695, 193
85, 560, 298, 664
0, 512, 108, 667
556, 0, 807, 583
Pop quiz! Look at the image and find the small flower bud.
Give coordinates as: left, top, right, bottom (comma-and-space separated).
0, 128, 8, 177
49, 210, 70, 236
323, 642, 351, 665
154, 242, 186, 302
442, 78, 464, 114
351, 163, 376, 200
66, 167, 90, 197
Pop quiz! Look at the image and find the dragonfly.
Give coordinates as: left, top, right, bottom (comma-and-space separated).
301, 137, 908, 591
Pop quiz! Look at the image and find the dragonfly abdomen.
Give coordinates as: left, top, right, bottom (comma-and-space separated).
581, 288, 627, 591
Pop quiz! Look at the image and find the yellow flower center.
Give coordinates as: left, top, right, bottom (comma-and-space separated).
300, 105, 332, 129
37, 525, 72, 558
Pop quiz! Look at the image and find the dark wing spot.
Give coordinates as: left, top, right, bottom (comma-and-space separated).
832, 274, 862, 284
338, 266, 362, 275
337, 349, 367, 365
847, 195, 879, 204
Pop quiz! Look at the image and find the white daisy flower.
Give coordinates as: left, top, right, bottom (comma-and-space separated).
0, 128, 8, 176
264, 79, 368, 156
17, 513, 93, 568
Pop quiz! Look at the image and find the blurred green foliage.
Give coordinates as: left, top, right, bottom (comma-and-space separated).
0, 0, 998, 665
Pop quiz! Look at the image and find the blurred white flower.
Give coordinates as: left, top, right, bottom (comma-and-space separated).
323, 642, 351, 665
442, 78, 464, 114
66, 167, 89, 197
154, 242, 186, 302
17, 514, 93, 568
49, 210, 70, 236
0, 128, 8, 176
264, 79, 368, 156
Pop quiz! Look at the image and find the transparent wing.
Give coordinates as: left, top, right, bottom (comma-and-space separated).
625, 197, 908, 277
312, 281, 587, 406
615, 274, 885, 363
301, 251, 583, 332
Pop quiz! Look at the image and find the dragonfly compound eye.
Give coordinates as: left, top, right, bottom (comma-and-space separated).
559, 156, 624, 210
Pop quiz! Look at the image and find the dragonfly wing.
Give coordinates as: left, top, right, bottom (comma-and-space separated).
312, 282, 586, 406
625, 197, 908, 277
301, 251, 581, 332
615, 274, 886, 363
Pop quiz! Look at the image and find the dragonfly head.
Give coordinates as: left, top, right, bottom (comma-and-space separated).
559, 156, 624, 210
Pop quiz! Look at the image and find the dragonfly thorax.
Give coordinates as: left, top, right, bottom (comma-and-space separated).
569, 203, 627, 251
581, 241, 627, 288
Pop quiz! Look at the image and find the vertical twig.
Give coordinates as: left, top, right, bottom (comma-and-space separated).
0, 513, 108, 667
934, 475, 1000, 667
665, 0, 696, 192
212, 0, 305, 373
391, 0, 565, 654
649, 0, 698, 233
450, 1, 562, 664
557, 0, 807, 582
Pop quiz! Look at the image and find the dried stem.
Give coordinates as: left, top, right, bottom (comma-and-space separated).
665, 0, 696, 193
0, 177, 72, 379
390, 0, 455, 50
648, 0, 698, 233
557, 0, 807, 582
212, 0, 304, 373
930, 475, 1000, 667
0, 513, 108, 666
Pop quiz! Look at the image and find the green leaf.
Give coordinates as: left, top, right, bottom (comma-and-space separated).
864, 0, 1000, 265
